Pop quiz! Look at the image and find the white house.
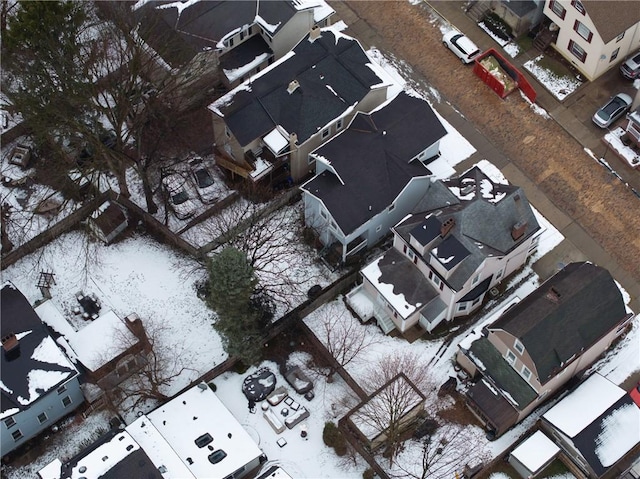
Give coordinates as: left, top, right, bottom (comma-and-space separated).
347, 166, 542, 335
301, 91, 447, 264
543, 0, 640, 80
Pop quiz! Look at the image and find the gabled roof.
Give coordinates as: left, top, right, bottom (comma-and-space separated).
582, 1, 640, 44
1, 283, 77, 416
395, 166, 540, 290
210, 27, 390, 147
135, 1, 302, 67
489, 262, 628, 383
301, 92, 445, 235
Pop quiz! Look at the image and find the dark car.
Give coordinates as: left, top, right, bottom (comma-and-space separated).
620, 50, 640, 80
592, 93, 632, 128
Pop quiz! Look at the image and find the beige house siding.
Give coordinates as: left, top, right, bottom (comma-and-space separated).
544, 0, 640, 80
487, 329, 542, 392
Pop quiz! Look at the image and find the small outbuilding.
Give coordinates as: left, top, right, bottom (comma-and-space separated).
508, 430, 560, 478
88, 201, 128, 244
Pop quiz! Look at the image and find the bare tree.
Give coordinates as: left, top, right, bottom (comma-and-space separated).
204, 199, 326, 309
314, 303, 381, 381
350, 352, 438, 465
106, 318, 197, 416
390, 421, 490, 479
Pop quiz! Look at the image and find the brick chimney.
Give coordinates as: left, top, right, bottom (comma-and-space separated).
125, 313, 150, 351
511, 220, 528, 240
2, 333, 20, 361
309, 25, 321, 42
440, 218, 455, 238
545, 287, 561, 303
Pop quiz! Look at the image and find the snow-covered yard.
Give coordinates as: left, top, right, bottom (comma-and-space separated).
523, 55, 583, 101
603, 127, 640, 170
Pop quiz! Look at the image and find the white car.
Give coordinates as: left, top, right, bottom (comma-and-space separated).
443, 30, 482, 64
162, 172, 197, 220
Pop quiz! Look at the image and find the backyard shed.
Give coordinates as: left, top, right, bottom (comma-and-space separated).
88, 201, 128, 244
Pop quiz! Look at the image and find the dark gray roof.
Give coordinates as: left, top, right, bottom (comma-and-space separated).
489, 262, 628, 383
469, 337, 538, 410
136, 1, 299, 67
504, 0, 536, 17
219, 35, 272, 75
1, 283, 76, 414
218, 29, 387, 147
375, 248, 440, 312
301, 92, 445, 235
396, 166, 540, 291
467, 378, 519, 436
573, 394, 639, 477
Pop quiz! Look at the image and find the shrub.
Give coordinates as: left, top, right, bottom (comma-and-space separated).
363, 468, 375, 479
323, 422, 348, 456
482, 12, 512, 41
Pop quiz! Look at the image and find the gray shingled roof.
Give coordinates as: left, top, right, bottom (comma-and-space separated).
218, 29, 387, 147
582, 1, 640, 44
301, 92, 446, 235
489, 262, 628, 383
1, 283, 76, 414
136, 1, 298, 67
396, 166, 540, 291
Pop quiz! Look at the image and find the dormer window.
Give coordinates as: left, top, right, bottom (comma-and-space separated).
521, 365, 532, 381
571, 0, 585, 14
506, 350, 516, 365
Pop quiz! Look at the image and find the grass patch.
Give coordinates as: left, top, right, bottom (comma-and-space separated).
516, 35, 533, 52
536, 55, 573, 79
538, 458, 571, 477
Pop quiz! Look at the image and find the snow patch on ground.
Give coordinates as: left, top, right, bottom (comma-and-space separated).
523, 55, 583, 101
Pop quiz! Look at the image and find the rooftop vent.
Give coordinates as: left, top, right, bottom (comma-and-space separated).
460, 184, 475, 196
287, 79, 300, 94
511, 220, 528, 241
1, 333, 20, 361
440, 218, 455, 238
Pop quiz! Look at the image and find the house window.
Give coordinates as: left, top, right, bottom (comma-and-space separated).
616, 32, 625, 42
11, 429, 23, 441
472, 296, 481, 306
457, 302, 468, 312
320, 209, 328, 220
573, 20, 592, 42
514, 339, 525, 355
568, 40, 587, 62
611, 48, 620, 62
521, 365, 532, 380
549, 0, 566, 20
227, 37, 234, 48
37, 412, 48, 424
4, 417, 16, 429
432, 275, 441, 288
336, 118, 343, 130
407, 249, 415, 261
496, 269, 504, 280
57, 385, 67, 395
240, 30, 245, 41
62, 396, 72, 408
471, 273, 480, 285
506, 350, 516, 365
321, 128, 329, 139
403, 245, 408, 254
571, 0, 585, 14
376, 225, 382, 232
388, 203, 395, 213
248, 26, 252, 35
224, 126, 231, 139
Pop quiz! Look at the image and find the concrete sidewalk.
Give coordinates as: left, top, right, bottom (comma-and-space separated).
329, 0, 640, 313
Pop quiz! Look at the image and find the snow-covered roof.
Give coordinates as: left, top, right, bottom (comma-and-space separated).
543, 373, 625, 437
1, 284, 79, 415
69, 431, 141, 478
510, 430, 559, 473
263, 127, 290, 155
66, 311, 137, 372
142, 383, 263, 478
594, 401, 640, 468
361, 254, 417, 320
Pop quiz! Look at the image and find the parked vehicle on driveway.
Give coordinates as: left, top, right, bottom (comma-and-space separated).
162, 171, 197, 220
443, 30, 482, 64
188, 157, 218, 204
592, 93, 632, 128
620, 50, 640, 79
